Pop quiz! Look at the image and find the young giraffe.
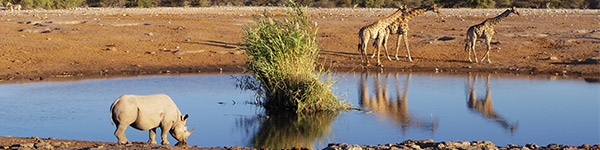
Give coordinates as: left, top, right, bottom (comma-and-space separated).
377, 4, 440, 62
358, 6, 406, 67
465, 6, 520, 63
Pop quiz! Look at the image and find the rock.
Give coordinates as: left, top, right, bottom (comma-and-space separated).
548, 56, 558, 60
145, 32, 153, 36
437, 36, 455, 41
50, 142, 63, 147
14, 143, 35, 148
177, 57, 183, 59
105, 47, 117, 51
145, 51, 156, 55
35, 142, 53, 149
584, 57, 600, 64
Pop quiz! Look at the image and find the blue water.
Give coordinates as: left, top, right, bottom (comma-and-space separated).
0, 72, 598, 148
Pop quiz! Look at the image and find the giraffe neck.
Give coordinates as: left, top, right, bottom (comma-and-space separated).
382, 8, 406, 24
403, 7, 429, 21
488, 9, 513, 27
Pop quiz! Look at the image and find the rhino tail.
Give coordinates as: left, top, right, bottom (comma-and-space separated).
110, 97, 120, 125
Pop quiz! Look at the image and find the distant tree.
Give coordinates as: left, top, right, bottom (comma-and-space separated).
495, 0, 512, 8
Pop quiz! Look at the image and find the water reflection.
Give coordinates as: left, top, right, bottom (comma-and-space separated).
237, 111, 337, 149
359, 72, 438, 132
466, 74, 518, 133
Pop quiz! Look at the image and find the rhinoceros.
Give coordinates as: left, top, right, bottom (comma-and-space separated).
110, 94, 194, 145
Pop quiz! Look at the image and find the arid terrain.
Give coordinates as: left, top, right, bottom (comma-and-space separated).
0, 7, 598, 83
0, 6, 598, 149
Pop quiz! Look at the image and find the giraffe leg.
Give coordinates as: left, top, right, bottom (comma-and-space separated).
395, 33, 402, 60
370, 40, 377, 58
471, 38, 479, 63
466, 41, 473, 63
481, 37, 492, 63
383, 33, 392, 61
361, 39, 370, 66
403, 33, 412, 62
376, 37, 384, 67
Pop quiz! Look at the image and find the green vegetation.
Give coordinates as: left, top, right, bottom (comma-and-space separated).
2, 0, 597, 9
239, 0, 347, 113
2, 0, 85, 9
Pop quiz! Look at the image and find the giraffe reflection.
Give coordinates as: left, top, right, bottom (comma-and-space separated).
466, 74, 518, 133
359, 72, 437, 132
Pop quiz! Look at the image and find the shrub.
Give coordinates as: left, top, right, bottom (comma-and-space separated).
241, 0, 348, 113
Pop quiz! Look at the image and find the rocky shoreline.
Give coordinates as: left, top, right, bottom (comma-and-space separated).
1, 137, 598, 150
324, 140, 600, 150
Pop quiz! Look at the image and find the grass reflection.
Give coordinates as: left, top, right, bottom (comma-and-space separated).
238, 111, 338, 149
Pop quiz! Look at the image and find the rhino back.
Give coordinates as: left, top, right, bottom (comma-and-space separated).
112, 94, 182, 131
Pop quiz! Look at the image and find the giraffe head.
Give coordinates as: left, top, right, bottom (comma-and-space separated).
398, 4, 408, 13
428, 3, 441, 15
511, 6, 521, 16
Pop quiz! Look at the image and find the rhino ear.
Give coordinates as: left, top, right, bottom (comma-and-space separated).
182, 114, 189, 121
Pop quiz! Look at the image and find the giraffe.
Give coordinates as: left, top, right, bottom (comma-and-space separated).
375, 4, 441, 62
369, 4, 408, 61
465, 6, 520, 63
358, 6, 406, 67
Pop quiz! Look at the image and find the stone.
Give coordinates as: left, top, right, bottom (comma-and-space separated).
145, 32, 153, 36
17, 143, 35, 148
584, 57, 600, 64
34, 142, 53, 149
548, 56, 558, 60
105, 47, 117, 51
437, 36, 455, 41
145, 51, 156, 55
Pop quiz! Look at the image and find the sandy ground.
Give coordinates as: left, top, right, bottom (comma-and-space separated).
0, 6, 598, 149
0, 7, 598, 83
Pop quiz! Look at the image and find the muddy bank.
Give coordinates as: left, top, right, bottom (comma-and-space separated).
325, 139, 600, 150
0, 7, 598, 82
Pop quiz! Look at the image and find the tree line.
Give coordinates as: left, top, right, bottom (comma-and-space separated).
1, 0, 598, 9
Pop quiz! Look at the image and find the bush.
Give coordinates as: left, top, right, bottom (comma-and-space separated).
188, 0, 209, 6
241, 0, 348, 113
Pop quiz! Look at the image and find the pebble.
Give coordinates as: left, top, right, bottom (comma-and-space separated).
584, 57, 599, 64
326, 140, 595, 150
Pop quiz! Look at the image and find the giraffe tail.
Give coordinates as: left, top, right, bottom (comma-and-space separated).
464, 38, 470, 52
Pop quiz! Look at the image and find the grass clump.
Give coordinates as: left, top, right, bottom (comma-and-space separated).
241, 0, 347, 113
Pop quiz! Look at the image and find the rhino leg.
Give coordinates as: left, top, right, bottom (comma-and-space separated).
147, 128, 157, 144
160, 128, 170, 145
114, 123, 130, 144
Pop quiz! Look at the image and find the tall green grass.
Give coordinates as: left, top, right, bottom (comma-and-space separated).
241, 0, 347, 113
